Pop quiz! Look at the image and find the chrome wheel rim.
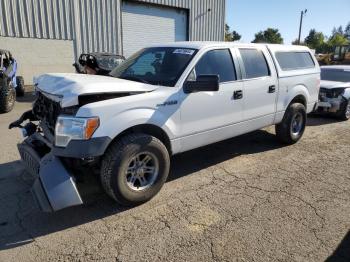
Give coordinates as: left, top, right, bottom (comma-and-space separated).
124, 152, 159, 191
291, 112, 304, 137
346, 102, 350, 119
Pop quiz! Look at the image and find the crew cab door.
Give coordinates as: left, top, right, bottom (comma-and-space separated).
236, 47, 278, 123
178, 48, 244, 152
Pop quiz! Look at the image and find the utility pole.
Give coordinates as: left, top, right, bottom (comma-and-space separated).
298, 9, 307, 45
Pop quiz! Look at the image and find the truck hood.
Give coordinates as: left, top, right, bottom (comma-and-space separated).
34, 73, 158, 107
320, 80, 350, 89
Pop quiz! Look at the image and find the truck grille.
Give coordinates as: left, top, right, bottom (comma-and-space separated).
18, 142, 41, 177
319, 88, 333, 99
33, 92, 62, 133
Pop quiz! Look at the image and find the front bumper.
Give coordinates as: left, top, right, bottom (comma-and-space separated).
53, 136, 111, 158
18, 138, 84, 212
316, 96, 345, 113
32, 154, 83, 212
9, 110, 111, 159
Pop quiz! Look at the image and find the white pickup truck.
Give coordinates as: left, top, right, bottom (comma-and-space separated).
10, 42, 320, 212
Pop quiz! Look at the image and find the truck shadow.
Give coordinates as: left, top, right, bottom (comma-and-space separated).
307, 114, 344, 126
0, 129, 285, 251
325, 230, 350, 262
168, 129, 283, 182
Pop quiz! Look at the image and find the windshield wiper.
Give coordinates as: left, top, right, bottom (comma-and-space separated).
120, 76, 150, 84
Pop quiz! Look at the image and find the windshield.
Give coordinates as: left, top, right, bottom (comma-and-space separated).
321, 69, 350, 82
110, 47, 197, 86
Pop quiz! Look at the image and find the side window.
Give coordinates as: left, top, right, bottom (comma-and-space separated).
275, 52, 315, 71
239, 48, 270, 79
193, 49, 236, 83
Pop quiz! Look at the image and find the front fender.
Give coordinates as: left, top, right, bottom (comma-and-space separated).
92, 107, 179, 141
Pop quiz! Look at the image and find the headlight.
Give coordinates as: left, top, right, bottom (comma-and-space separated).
331, 88, 345, 98
55, 116, 99, 147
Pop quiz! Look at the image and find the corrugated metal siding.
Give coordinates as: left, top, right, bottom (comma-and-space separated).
73, 0, 120, 54
132, 0, 225, 41
122, 1, 188, 57
0, 0, 225, 56
0, 0, 74, 39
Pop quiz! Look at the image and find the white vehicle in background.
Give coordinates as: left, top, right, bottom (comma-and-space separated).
10, 42, 320, 212
317, 65, 350, 120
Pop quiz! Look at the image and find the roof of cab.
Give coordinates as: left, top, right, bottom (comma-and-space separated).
146, 41, 312, 52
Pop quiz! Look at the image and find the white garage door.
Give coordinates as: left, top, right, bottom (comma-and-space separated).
121, 1, 188, 57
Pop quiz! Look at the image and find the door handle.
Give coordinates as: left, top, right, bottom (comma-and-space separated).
268, 85, 276, 93
233, 90, 243, 100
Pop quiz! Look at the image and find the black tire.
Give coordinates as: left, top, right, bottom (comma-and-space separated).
0, 80, 16, 113
275, 103, 306, 144
100, 133, 170, 206
337, 99, 350, 121
16, 76, 25, 97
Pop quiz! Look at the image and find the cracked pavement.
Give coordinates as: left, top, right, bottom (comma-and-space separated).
0, 94, 349, 261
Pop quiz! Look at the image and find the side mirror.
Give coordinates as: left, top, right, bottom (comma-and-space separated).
184, 75, 219, 94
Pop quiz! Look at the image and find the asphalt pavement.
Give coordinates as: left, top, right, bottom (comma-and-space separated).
0, 92, 349, 262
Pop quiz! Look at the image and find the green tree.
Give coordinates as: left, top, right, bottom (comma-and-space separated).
344, 22, 350, 40
225, 24, 241, 42
225, 24, 231, 41
292, 39, 304, 45
328, 33, 349, 46
252, 28, 283, 44
332, 26, 344, 36
304, 29, 325, 53
231, 30, 242, 41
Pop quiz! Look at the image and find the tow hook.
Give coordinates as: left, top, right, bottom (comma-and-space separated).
21, 122, 37, 137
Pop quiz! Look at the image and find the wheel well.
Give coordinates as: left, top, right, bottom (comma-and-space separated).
113, 124, 172, 154
290, 95, 306, 107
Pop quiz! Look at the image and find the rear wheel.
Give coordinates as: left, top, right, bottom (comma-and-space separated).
337, 99, 350, 121
16, 76, 25, 97
275, 103, 306, 144
100, 133, 170, 206
0, 81, 16, 113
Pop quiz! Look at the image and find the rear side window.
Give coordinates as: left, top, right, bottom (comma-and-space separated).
195, 49, 236, 82
275, 52, 315, 71
239, 49, 270, 79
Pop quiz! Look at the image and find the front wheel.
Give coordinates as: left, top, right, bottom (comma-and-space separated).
275, 103, 306, 144
100, 133, 170, 206
337, 99, 350, 121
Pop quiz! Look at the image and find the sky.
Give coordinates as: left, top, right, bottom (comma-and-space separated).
225, 0, 350, 44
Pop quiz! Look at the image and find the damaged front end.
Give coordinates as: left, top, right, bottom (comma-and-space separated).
317, 87, 347, 114
9, 93, 84, 212
9, 73, 156, 212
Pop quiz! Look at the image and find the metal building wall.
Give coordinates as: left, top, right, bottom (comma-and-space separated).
135, 0, 226, 41
0, 0, 74, 39
0, 0, 225, 56
72, 0, 122, 56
